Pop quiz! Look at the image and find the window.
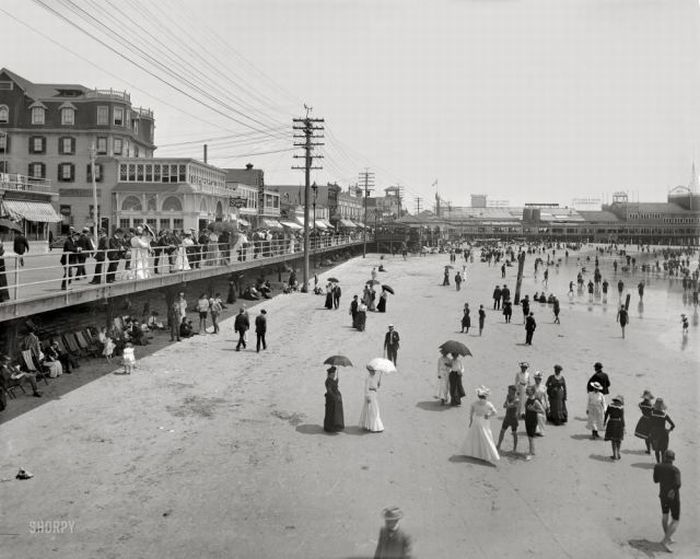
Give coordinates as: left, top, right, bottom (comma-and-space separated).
134, 145, 140, 158
133, 120, 139, 135
125, 111, 131, 129
121, 196, 142, 211
114, 137, 123, 155
31, 106, 45, 125
178, 165, 186, 182
0, 133, 7, 153
132, 218, 143, 227
113, 106, 124, 126
0, 105, 8, 123
58, 163, 75, 182
119, 164, 127, 181
97, 106, 109, 125
128, 164, 135, 181
137, 164, 144, 181
159, 218, 170, 231
147, 196, 157, 211
173, 218, 183, 230
28, 162, 46, 178
145, 164, 153, 182
29, 136, 46, 154
119, 218, 130, 230
153, 164, 161, 182
96, 137, 107, 154
86, 163, 103, 182
124, 140, 130, 156
59, 137, 75, 155
61, 107, 75, 125
146, 218, 157, 230
162, 196, 182, 212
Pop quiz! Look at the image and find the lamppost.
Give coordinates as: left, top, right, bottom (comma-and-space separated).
311, 181, 318, 263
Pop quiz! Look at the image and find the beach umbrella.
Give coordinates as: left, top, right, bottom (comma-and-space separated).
327, 277, 339, 283
444, 265, 454, 269
324, 355, 353, 367
381, 284, 395, 295
366, 357, 397, 374
0, 218, 22, 233
439, 340, 472, 357
366, 279, 380, 286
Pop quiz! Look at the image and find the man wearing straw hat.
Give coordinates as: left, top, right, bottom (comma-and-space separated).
374, 506, 412, 559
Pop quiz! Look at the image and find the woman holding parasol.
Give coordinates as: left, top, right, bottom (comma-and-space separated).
129, 224, 154, 280
377, 285, 394, 313
359, 358, 394, 432
323, 356, 352, 432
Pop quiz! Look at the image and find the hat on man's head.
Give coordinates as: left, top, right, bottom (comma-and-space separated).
82, 226, 90, 233
554, 364, 563, 371
388, 324, 394, 328
663, 449, 675, 461
383, 506, 403, 520
260, 309, 266, 314
594, 362, 603, 370
519, 361, 529, 368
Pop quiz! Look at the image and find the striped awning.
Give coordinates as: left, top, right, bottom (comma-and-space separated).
2, 200, 61, 223
260, 218, 283, 229
280, 220, 302, 230
338, 219, 356, 228
237, 217, 250, 227
321, 219, 334, 228
314, 219, 328, 230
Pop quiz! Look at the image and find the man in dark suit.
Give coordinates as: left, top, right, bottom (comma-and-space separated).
106, 229, 124, 283
586, 362, 611, 395
89, 229, 108, 284
383, 324, 400, 365
60, 231, 80, 290
332, 282, 342, 309
493, 285, 502, 310
75, 226, 94, 280
525, 312, 536, 345
255, 309, 267, 353
374, 506, 412, 559
234, 307, 250, 351
153, 230, 168, 274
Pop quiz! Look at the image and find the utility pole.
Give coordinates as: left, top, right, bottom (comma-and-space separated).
415, 197, 423, 249
359, 168, 375, 258
89, 143, 99, 248
415, 196, 422, 215
292, 107, 324, 292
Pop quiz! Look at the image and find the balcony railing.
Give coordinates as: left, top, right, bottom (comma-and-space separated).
0, 173, 54, 194
133, 106, 153, 119
84, 89, 131, 102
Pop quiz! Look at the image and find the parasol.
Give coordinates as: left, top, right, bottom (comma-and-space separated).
366, 357, 397, 374
327, 277, 339, 283
381, 284, 394, 295
323, 355, 353, 367
444, 265, 454, 269
439, 340, 472, 357
0, 218, 22, 233
366, 279, 380, 286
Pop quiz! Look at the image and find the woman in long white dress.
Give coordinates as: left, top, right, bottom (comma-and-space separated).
435, 353, 452, 405
461, 386, 500, 463
129, 226, 153, 280
174, 232, 192, 271
359, 368, 384, 432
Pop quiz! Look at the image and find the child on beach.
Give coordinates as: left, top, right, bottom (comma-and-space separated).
524, 386, 546, 461
496, 385, 519, 453
122, 342, 135, 375
634, 390, 654, 454
604, 395, 625, 460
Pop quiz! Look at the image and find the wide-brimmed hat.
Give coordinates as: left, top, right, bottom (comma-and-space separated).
519, 361, 529, 368
383, 506, 403, 520
612, 395, 624, 405
641, 390, 654, 400
475, 385, 490, 397
590, 381, 603, 391
533, 370, 543, 379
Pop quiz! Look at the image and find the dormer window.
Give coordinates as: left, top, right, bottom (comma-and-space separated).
0, 105, 8, 123
60, 105, 76, 125
31, 106, 45, 125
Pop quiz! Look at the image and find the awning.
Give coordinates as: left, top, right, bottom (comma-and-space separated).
2, 200, 61, 223
280, 221, 302, 230
314, 219, 328, 230
338, 219, 356, 228
321, 219, 334, 229
237, 217, 250, 227
260, 218, 283, 229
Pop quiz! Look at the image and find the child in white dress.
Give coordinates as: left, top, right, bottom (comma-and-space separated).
122, 342, 135, 374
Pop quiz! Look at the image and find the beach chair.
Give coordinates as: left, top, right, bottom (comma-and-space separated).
63, 333, 82, 356
3, 372, 27, 399
76, 330, 100, 357
20, 350, 50, 385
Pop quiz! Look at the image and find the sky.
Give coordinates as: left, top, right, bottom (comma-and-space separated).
2, 0, 699, 209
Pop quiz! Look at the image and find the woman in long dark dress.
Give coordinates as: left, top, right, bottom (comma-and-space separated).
0, 241, 9, 302
377, 288, 388, 313
648, 398, 675, 463
324, 367, 344, 432
604, 395, 625, 460
633, 390, 654, 454
324, 283, 334, 309
461, 304, 471, 333
545, 364, 567, 425
448, 353, 466, 406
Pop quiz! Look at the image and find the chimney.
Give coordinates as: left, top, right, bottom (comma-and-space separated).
203, 144, 208, 164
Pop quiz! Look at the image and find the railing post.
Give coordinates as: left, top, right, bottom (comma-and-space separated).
13, 255, 20, 300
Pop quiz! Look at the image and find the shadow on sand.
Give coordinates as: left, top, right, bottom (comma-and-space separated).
627, 539, 669, 558
295, 424, 331, 435
588, 453, 616, 462
630, 462, 655, 470
570, 434, 595, 441
415, 400, 451, 412
448, 455, 497, 468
